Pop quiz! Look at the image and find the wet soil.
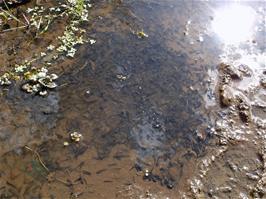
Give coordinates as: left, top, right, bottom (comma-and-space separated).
0, 0, 265, 198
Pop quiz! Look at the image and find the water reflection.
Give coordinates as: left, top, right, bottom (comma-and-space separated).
212, 5, 256, 44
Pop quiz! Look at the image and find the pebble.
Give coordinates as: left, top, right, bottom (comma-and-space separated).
260, 77, 266, 88
63, 141, 69, 146
246, 172, 260, 180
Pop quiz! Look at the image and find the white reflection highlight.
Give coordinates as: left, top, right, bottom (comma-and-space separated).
212, 5, 256, 44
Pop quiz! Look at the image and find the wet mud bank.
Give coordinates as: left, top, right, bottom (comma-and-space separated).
0, 0, 265, 198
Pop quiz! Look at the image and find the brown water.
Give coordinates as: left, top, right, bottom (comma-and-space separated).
0, 0, 265, 198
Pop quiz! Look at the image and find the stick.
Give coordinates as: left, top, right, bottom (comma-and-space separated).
25, 145, 49, 172
22, 13, 29, 26
0, 25, 27, 33
0, 7, 25, 25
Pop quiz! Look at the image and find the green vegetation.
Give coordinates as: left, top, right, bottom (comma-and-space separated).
0, 0, 96, 94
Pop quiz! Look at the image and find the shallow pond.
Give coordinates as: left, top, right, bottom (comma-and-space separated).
0, 0, 265, 198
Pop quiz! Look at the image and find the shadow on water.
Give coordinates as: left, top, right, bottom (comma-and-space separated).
56, 0, 217, 188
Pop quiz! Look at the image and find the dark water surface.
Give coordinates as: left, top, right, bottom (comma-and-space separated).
0, 0, 265, 198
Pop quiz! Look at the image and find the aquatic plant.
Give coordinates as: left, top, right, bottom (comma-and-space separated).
56, 0, 93, 57
0, 0, 95, 95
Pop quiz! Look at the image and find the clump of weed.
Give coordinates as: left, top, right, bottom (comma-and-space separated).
0, 0, 95, 95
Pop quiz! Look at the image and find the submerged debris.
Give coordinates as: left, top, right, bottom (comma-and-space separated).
137, 30, 148, 39
63, 141, 70, 146
70, 131, 82, 142
116, 74, 127, 80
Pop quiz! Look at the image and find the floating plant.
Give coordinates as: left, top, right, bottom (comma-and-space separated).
70, 131, 82, 142
0, 64, 58, 97
21, 67, 58, 96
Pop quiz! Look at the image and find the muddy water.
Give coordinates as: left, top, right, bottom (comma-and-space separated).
0, 0, 265, 198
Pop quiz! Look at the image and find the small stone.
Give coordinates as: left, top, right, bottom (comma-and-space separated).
219, 186, 232, 193
246, 172, 260, 180
260, 77, 266, 88
63, 141, 69, 146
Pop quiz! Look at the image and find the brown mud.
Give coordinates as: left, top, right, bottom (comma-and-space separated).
0, 0, 265, 198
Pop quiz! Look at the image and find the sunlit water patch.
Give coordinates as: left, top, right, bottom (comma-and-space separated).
212, 4, 256, 44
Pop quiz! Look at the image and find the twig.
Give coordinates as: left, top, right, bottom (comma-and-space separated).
55, 177, 70, 185
37, 16, 42, 30
25, 145, 49, 172
0, 7, 25, 25
0, 26, 28, 34
22, 13, 30, 26
0, 25, 27, 33
58, 83, 68, 88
